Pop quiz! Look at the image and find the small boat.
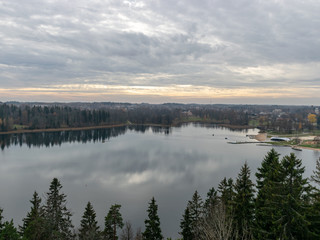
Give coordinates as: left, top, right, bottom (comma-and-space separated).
292, 147, 302, 151
225, 137, 228, 139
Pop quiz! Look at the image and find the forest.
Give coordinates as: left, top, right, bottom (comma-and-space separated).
0, 149, 320, 240
0, 102, 319, 134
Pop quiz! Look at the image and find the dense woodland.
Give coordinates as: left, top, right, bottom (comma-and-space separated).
1, 102, 319, 134
1, 149, 320, 239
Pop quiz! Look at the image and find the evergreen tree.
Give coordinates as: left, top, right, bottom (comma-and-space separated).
308, 157, 320, 239
275, 153, 310, 239
254, 149, 282, 239
218, 177, 234, 214
233, 162, 255, 239
179, 207, 193, 240
0, 208, 3, 232
311, 157, 320, 184
79, 202, 101, 240
203, 187, 218, 213
104, 204, 124, 240
143, 197, 163, 240
43, 178, 74, 240
187, 190, 203, 238
20, 191, 46, 240
0, 220, 20, 240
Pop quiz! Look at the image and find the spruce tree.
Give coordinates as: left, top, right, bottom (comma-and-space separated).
0, 208, 3, 232
43, 178, 74, 240
187, 190, 203, 238
254, 149, 282, 239
179, 207, 193, 240
275, 153, 310, 239
0, 220, 20, 240
311, 157, 320, 184
79, 202, 101, 240
233, 162, 255, 239
20, 191, 46, 240
143, 197, 163, 240
308, 157, 320, 238
104, 204, 124, 240
218, 177, 234, 214
203, 187, 218, 214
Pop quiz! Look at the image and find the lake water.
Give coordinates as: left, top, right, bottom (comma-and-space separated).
0, 124, 319, 238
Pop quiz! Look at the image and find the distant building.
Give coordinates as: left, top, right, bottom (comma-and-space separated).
315, 108, 319, 115
182, 110, 193, 117
270, 137, 290, 142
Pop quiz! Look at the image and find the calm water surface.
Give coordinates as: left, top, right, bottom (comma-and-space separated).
0, 124, 319, 238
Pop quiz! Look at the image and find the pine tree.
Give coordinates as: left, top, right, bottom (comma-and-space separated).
0, 208, 3, 232
43, 178, 74, 240
275, 153, 310, 239
143, 197, 163, 240
254, 149, 282, 239
311, 157, 320, 184
233, 162, 255, 239
218, 177, 234, 214
79, 202, 101, 240
187, 190, 203, 238
0, 220, 20, 240
20, 191, 46, 240
104, 204, 124, 240
308, 157, 320, 238
203, 187, 218, 214
179, 207, 193, 240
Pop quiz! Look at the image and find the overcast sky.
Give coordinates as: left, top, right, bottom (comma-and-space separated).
1, 0, 320, 104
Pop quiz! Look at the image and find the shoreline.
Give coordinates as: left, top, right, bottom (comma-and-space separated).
0, 124, 129, 135
0, 122, 254, 136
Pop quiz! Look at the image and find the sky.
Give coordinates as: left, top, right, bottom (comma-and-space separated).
1, 0, 320, 104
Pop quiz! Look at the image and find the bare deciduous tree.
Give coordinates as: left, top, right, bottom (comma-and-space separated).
200, 202, 234, 240
120, 221, 134, 240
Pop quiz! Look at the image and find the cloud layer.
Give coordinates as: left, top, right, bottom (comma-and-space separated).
1, 0, 320, 103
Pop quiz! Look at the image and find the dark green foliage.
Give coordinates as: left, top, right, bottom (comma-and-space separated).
143, 197, 163, 240
233, 162, 255, 239
104, 204, 124, 240
0, 220, 20, 240
308, 157, 320, 238
203, 187, 218, 213
218, 177, 234, 212
0, 208, 3, 232
311, 157, 320, 184
254, 149, 282, 239
274, 153, 311, 239
187, 191, 203, 238
79, 202, 101, 240
43, 178, 74, 240
179, 207, 193, 240
20, 191, 46, 240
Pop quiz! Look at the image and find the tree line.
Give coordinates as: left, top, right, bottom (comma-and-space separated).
0, 103, 252, 132
1, 149, 320, 239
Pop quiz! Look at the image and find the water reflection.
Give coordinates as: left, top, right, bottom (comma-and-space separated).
0, 124, 317, 238
0, 123, 249, 150
0, 125, 172, 150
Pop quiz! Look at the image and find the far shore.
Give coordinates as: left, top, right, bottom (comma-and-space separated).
0, 124, 129, 135
0, 122, 255, 136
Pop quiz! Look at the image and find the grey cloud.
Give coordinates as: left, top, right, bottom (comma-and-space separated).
1, 0, 320, 97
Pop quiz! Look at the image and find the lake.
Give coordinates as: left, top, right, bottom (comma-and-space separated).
0, 124, 319, 238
